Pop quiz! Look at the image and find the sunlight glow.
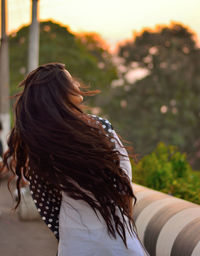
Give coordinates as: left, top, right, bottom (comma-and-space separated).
160, 105, 168, 114
7, 0, 200, 49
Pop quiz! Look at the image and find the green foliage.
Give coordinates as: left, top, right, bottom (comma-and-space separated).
132, 142, 200, 204
8, 21, 200, 202
9, 21, 117, 105
105, 22, 200, 169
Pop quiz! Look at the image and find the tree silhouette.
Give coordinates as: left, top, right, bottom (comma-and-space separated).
107, 23, 200, 169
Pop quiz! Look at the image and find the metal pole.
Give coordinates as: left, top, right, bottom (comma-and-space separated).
27, 0, 39, 73
0, 0, 10, 153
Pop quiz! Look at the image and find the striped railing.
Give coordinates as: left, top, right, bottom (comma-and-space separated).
133, 183, 200, 256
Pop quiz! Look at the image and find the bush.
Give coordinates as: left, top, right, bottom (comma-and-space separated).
132, 142, 200, 204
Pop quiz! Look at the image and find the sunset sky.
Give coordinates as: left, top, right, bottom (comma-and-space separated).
7, 0, 200, 49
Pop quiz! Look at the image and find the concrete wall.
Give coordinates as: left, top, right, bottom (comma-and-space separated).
133, 183, 200, 256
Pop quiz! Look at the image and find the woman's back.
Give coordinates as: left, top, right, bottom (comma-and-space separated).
58, 192, 145, 256
58, 116, 146, 256
1, 63, 148, 256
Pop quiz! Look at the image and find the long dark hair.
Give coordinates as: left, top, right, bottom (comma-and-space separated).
1, 63, 137, 247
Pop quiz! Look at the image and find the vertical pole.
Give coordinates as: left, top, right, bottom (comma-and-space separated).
27, 0, 39, 73
0, 0, 10, 153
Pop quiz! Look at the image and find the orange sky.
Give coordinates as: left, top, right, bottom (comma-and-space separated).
6, 0, 200, 50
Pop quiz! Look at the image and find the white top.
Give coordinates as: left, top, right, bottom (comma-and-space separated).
58, 131, 147, 256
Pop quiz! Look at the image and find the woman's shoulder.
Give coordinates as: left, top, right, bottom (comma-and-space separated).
87, 114, 114, 133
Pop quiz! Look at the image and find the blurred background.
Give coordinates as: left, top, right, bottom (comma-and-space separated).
0, 0, 200, 255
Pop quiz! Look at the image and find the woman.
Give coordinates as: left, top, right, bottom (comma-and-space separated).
1, 63, 147, 256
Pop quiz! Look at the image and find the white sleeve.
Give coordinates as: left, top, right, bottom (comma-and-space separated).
112, 130, 132, 181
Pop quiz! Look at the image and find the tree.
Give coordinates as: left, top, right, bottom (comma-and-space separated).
9, 21, 117, 108
105, 23, 200, 169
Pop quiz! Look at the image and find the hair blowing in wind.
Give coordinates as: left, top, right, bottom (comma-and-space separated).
0, 63, 137, 247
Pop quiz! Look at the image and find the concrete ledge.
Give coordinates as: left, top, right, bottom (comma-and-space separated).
133, 183, 200, 256
18, 187, 40, 220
